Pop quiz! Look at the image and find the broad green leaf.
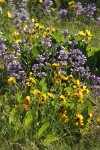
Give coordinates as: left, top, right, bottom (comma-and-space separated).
23, 109, 33, 129
87, 46, 100, 57
34, 122, 50, 139
39, 77, 48, 92
42, 134, 59, 146
9, 108, 16, 124
33, 46, 39, 57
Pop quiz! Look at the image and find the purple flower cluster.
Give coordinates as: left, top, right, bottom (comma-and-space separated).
0, 38, 7, 59
84, 3, 96, 19
61, 29, 68, 38
59, 9, 68, 19
12, 1, 29, 29
43, 0, 53, 7
72, 2, 84, 15
67, 48, 90, 78
90, 75, 100, 96
41, 37, 52, 47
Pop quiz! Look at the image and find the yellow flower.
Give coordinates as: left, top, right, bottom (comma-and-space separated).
13, 31, 19, 38
15, 39, 21, 44
60, 95, 66, 102
0, 0, 4, 4
89, 113, 93, 118
30, 89, 40, 95
86, 29, 93, 37
7, 11, 12, 18
74, 121, 79, 126
35, 23, 40, 28
39, 93, 47, 104
48, 93, 55, 99
52, 63, 59, 67
96, 118, 100, 124
78, 30, 86, 36
76, 114, 84, 126
60, 74, 68, 81
68, 1, 75, 8
76, 114, 83, 120
8, 77, 16, 85
22, 104, 29, 111
76, 90, 84, 103
68, 1, 75, 5
32, 18, 35, 23
29, 72, 33, 77
39, 0, 43, 3
26, 77, 36, 86
65, 91, 71, 97
43, 32, 49, 37
86, 29, 93, 41
59, 113, 68, 123
23, 96, 31, 105
39, 25, 44, 30
23, 25, 28, 31
73, 85, 77, 89
50, 27, 56, 33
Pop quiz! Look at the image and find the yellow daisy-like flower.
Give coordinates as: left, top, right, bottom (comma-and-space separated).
52, 63, 59, 67
86, 29, 93, 41
0, 0, 4, 4
76, 114, 84, 126
15, 39, 21, 44
39, 0, 43, 3
30, 89, 40, 96
32, 18, 35, 23
8, 77, 16, 85
23, 96, 31, 105
65, 90, 71, 97
13, 31, 19, 38
39, 93, 47, 104
68, 1, 75, 8
60, 74, 68, 81
23, 25, 28, 31
60, 95, 66, 102
74, 121, 79, 126
86, 29, 93, 37
68, 1, 75, 5
50, 27, 56, 33
78, 30, 86, 36
26, 76, 36, 86
59, 113, 68, 123
7, 11, 12, 18
48, 92, 55, 99
22, 104, 29, 111
35, 23, 40, 28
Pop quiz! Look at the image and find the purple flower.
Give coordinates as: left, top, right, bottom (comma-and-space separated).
41, 37, 52, 47
59, 9, 68, 19
72, 2, 84, 15
61, 29, 68, 38
43, 0, 53, 7
58, 50, 68, 60
36, 55, 45, 63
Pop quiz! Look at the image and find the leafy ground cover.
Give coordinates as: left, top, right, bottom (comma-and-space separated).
0, 0, 100, 149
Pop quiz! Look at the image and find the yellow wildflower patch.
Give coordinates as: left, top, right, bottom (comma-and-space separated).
8, 77, 16, 85
7, 11, 12, 18
0, 0, 4, 4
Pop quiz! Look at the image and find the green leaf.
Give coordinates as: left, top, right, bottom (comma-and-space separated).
34, 122, 50, 139
42, 134, 59, 146
9, 108, 16, 124
87, 46, 100, 57
39, 77, 48, 92
23, 109, 33, 129
33, 46, 39, 57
